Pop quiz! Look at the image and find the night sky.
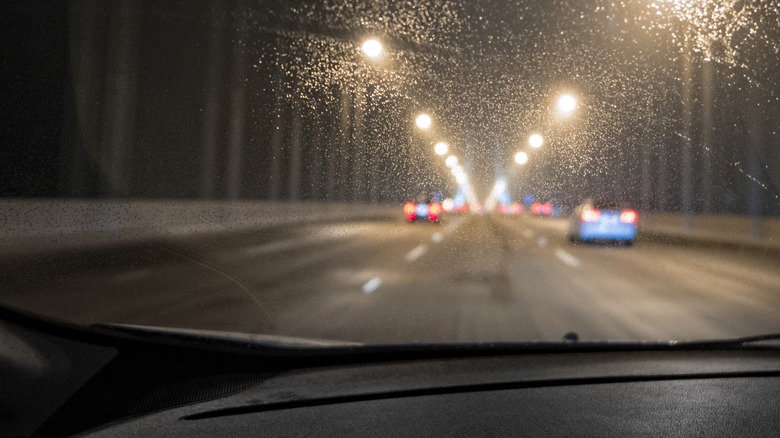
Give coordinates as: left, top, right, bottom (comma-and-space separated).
4, 0, 779, 214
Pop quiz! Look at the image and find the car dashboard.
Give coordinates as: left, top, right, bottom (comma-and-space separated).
1, 307, 779, 437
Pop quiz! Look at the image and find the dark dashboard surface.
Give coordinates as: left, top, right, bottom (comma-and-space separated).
85, 350, 780, 437
1, 308, 779, 437
94, 376, 780, 437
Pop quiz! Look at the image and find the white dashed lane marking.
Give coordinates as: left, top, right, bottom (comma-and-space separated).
362, 276, 383, 294
554, 248, 581, 268
405, 244, 428, 262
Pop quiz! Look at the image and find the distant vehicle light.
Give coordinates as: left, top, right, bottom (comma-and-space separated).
509, 202, 524, 215
442, 198, 455, 212
541, 202, 553, 216
620, 209, 638, 224
416, 203, 429, 218
530, 202, 541, 215
403, 202, 417, 220
428, 202, 442, 221
581, 208, 601, 222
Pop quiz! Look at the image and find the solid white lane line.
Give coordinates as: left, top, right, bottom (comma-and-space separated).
537, 236, 548, 247
432, 232, 444, 243
405, 244, 428, 262
362, 276, 383, 294
554, 248, 581, 268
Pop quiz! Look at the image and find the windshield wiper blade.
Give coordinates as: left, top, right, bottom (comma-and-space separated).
674, 333, 780, 348
91, 320, 780, 354
92, 322, 360, 348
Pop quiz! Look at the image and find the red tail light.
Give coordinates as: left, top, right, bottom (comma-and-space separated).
620, 209, 638, 224
581, 208, 600, 222
428, 202, 442, 221
403, 202, 417, 220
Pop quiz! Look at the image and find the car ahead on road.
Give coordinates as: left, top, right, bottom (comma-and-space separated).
497, 202, 525, 216
403, 197, 443, 223
529, 201, 561, 217
568, 199, 638, 245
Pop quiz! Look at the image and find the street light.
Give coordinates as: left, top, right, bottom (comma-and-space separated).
361, 39, 383, 58
445, 155, 458, 168
415, 113, 432, 130
434, 142, 449, 156
514, 151, 529, 165
557, 93, 577, 115
529, 133, 544, 149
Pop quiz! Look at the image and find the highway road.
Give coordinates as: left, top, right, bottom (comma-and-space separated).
2, 214, 779, 343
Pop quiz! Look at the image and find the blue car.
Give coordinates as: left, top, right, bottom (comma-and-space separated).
568, 199, 638, 245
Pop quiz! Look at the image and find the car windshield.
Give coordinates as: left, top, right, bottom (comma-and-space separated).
3, 0, 779, 344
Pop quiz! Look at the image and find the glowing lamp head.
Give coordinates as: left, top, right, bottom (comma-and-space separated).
445, 155, 458, 168
415, 114, 432, 130
514, 151, 529, 165
557, 94, 577, 115
361, 39, 383, 58
434, 142, 449, 156
529, 133, 544, 149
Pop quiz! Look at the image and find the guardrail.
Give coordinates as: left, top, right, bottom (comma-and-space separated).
638, 213, 780, 252
2, 200, 778, 254
1, 199, 399, 254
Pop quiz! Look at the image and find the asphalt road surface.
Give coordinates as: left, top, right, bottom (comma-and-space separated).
2, 214, 779, 343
